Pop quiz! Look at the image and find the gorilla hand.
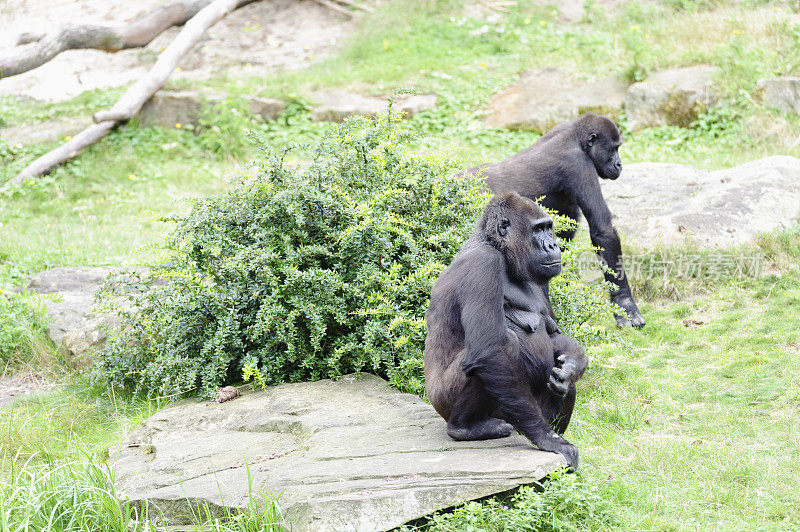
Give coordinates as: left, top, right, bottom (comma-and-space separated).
611, 290, 645, 328
547, 354, 576, 398
534, 430, 579, 471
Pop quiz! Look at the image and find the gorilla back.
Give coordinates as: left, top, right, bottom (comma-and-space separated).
424, 192, 587, 470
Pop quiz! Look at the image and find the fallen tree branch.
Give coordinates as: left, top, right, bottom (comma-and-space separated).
331, 0, 374, 13
5, 0, 247, 188
313, 0, 355, 17
0, 0, 257, 79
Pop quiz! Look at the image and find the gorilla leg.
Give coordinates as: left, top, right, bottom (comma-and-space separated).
447, 376, 513, 441
466, 344, 579, 469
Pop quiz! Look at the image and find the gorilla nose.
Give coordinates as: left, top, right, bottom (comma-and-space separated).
614, 162, 621, 170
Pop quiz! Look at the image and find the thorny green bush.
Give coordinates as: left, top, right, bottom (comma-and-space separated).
94, 108, 614, 399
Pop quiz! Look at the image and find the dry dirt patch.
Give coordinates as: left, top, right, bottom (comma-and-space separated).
0, 0, 353, 102
0, 371, 55, 410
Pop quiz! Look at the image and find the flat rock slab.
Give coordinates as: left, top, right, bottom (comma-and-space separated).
601, 155, 800, 247
485, 67, 626, 132
109, 374, 565, 531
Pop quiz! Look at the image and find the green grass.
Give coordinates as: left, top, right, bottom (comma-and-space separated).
572, 236, 800, 529
1, 0, 800, 529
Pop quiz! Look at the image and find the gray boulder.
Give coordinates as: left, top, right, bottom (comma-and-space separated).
138, 91, 213, 129
755, 77, 800, 115
26, 267, 140, 362
600, 156, 800, 247
625, 65, 721, 130
484, 67, 627, 132
310, 91, 436, 122
109, 374, 566, 531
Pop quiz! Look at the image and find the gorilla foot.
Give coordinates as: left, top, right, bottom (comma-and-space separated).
614, 311, 645, 328
611, 292, 646, 328
447, 417, 514, 441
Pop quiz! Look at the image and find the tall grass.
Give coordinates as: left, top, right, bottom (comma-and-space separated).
0, 458, 133, 531
0, 457, 284, 531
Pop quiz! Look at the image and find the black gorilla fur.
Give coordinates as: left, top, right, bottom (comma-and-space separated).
425, 192, 586, 470
464, 113, 645, 327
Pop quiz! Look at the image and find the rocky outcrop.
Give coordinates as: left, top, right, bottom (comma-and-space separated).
310, 91, 437, 122
601, 156, 800, 247
755, 77, 800, 115
109, 374, 566, 531
625, 65, 721, 130
485, 67, 627, 132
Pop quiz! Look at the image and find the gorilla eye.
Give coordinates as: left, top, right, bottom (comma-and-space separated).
531, 219, 553, 232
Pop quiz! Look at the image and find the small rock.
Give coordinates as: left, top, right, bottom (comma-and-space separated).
110, 374, 565, 530
138, 91, 206, 129
755, 77, 800, 115
246, 96, 285, 121
0, 117, 92, 146
600, 156, 800, 247
216, 386, 241, 403
396, 94, 437, 118
682, 318, 706, 329
485, 67, 627, 132
310, 91, 436, 122
625, 65, 721, 130
311, 91, 385, 122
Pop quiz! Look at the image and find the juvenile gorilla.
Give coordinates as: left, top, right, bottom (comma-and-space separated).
425, 192, 587, 469
463, 113, 645, 327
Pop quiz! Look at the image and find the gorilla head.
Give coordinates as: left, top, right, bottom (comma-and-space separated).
580, 113, 623, 180
479, 192, 561, 282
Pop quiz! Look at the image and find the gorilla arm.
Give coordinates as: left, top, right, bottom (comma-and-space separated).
574, 176, 645, 327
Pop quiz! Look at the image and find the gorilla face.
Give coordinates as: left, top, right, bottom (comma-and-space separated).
588, 133, 622, 180
528, 216, 562, 280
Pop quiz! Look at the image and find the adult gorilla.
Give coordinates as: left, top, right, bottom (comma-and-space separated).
463, 113, 645, 327
425, 192, 586, 470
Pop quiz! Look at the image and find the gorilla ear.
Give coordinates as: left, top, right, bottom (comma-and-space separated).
587, 133, 597, 147
497, 218, 510, 237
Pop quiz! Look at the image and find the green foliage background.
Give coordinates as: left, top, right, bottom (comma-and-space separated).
94, 109, 613, 399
